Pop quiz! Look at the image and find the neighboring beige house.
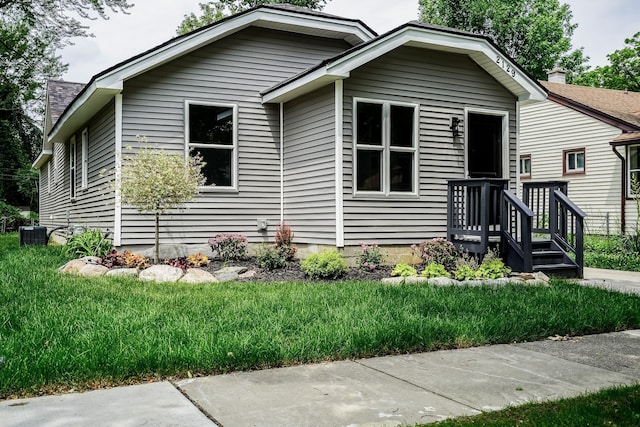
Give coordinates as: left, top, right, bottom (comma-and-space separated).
520, 70, 640, 235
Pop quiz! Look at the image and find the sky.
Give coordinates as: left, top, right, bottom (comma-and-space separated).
60, 0, 640, 83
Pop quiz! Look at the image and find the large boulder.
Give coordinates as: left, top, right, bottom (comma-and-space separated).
180, 269, 218, 284
105, 268, 140, 278
59, 259, 87, 274
139, 265, 184, 283
78, 264, 109, 278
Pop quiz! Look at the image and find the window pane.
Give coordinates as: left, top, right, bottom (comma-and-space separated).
190, 104, 233, 145
390, 105, 414, 147
576, 152, 584, 169
196, 148, 232, 187
567, 153, 575, 170
356, 103, 382, 145
357, 150, 382, 191
630, 146, 640, 169
390, 151, 414, 192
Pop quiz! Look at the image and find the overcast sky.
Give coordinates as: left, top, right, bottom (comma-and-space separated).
60, 0, 640, 83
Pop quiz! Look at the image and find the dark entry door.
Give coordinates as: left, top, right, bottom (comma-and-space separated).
467, 113, 503, 178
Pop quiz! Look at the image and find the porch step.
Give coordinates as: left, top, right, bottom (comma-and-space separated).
532, 262, 579, 278
532, 250, 566, 265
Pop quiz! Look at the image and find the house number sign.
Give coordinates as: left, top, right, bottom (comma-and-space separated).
496, 55, 516, 78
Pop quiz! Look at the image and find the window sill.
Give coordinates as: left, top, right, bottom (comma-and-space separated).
198, 186, 238, 194
352, 192, 420, 200
562, 171, 585, 176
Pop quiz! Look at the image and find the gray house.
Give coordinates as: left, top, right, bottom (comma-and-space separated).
35, 4, 548, 260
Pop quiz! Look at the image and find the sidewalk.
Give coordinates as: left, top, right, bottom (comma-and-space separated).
2, 270, 640, 427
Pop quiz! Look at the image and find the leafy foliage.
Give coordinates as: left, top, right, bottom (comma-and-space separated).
454, 264, 477, 281
411, 238, 457, 271
187, 253, 209, 267
419, 0, 586, 81
163, 257, 190, 271
391, 263, 417, 277
208, 233, 248, 261
274, 222, 296, 260
301, 249, 348, 279
421, 263, 450, 278
573, 32, 640, 92
177, 0, 329, 34
0, 200, 31, 232
357, 241, 384, 271
64, 229, 112, 258
98, 249, 126, 268
256, 244, 288, 270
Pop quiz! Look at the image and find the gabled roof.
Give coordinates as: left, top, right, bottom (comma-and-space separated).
542, 81, 640, 132
46, 80, 86, 126
262, 21, 547, 104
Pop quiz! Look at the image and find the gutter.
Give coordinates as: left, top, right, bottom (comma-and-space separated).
611, 144, 626, 234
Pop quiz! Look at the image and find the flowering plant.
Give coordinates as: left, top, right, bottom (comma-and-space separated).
357, 241, 384, 271
208, 233, 248, 261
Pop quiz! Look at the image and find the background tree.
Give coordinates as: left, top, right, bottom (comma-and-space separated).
573, 32, 640, 92
177, 0, 328, 35
0, 0, 132, 210
120, 139, 206, 263
419, 0, 588, 81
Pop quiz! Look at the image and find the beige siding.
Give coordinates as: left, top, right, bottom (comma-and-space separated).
120, 27, 351, 246
342, 46, 517, 245
520, 100, 623, 234
283, 85, 336, 244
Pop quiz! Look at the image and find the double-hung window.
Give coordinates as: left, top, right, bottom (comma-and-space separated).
186, 101, 237, 190
563, 148, 585, 175
354, 99, 418, 195
628, 145, 640, 197
519, 155, 531, 178
69, 136, 77, 200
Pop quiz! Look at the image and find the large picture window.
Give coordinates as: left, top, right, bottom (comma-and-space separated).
186, 101, 237, 189
354, 99, 418, 195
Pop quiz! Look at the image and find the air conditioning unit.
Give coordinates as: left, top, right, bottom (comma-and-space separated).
19, 226, 48, 246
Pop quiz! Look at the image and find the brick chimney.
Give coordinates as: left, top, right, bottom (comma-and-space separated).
547, 68, 567, 84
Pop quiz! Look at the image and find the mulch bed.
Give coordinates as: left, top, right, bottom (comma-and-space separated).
202, 257, 394, 282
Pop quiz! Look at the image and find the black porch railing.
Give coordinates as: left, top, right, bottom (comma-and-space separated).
551, 189, 586, 278
501, 190, 534, 273
522, 181, 568, 235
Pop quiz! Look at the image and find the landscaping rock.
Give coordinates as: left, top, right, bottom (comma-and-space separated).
382, 277, 404, 285
216, 266, 248, 275
427, 277, 460, 286
105, 268, 139, 278
525, 279, 549, 286
460, 280, 485, 287
78, 264, 109, 278
80, 256, 101, 265
59, 259, 87, 274
180, 269, 218, 284
239, 270, 256, 279
139, 265, 184, 283
215, 271, 240, 282
404, 276, 429, 284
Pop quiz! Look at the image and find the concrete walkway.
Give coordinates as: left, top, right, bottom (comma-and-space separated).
2, 270, 640, 427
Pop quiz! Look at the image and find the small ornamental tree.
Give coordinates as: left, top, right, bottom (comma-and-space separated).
120, 138, 206, 263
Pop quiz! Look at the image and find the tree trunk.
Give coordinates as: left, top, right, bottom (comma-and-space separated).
154, 213, 160, 264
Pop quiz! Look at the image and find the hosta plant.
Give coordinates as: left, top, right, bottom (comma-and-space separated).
391, 263, 417, 277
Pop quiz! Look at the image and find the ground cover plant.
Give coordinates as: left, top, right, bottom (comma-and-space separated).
584, 233, 640, 271
1, 233, 640, 400
429, 384, 640, 427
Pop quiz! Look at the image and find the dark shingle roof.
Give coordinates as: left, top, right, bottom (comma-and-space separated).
542, 81, 640, 129
47, 80, 86, 126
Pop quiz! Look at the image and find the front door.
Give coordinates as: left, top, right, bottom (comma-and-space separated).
467, 113, 504, 178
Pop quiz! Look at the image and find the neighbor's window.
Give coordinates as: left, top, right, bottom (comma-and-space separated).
355, 99, 418, 195
564, 148, 585, 175
186, 101, 237, 189
69, 136, 76, 199
628, 145, 640, 197
520, 155, 531, 178
81, 128, 88, 189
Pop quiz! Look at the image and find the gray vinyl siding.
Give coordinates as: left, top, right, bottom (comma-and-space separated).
283, 84, 336, 244
39, 102, 116, 232
120, 27, 350, 246
342, 46, 517, 245
520, 100, 624, 234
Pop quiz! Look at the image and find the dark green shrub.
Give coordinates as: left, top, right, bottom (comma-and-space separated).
0, 201, 29, 232
256, 244, 288, 270
64, 229, 112, 258
301, 250, 348, 279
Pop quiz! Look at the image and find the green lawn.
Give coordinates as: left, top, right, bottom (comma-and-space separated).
1, 233, 640, 400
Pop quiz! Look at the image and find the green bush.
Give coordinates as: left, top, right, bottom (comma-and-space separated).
256, 244, 288, 270
421, 263, 450, 278
476, 257, 511, 279
585, 252, 640, 271
64, 229, 112, 258
301, 250, 348, 279
454, 264, 477, 281
0, 201, 29, 232
391, 263, 417, 277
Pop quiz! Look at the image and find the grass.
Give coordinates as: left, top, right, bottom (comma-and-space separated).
2, 233, 640, 399
428, 384, 640, 426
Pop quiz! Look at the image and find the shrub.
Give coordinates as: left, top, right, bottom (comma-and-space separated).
208, 233, 248, 261
475, 250, 511, 279
421, 263, 450, 278
274, 223, 297, 260
391, 263, 417, 277
411, 238, 457, 271
454, 264, 477, 281
123, 251, 149, 269
187, 253, 209, 267
98, 249, 127, 268
163, 257, 189, 270
0, 201, 29, 233
256, 244, 288, 270
357, 241, 384, 271
301, 250, 348, 279
64, 229, 112, 258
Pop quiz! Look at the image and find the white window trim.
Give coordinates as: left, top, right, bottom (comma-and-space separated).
352, 97, 420, 198
519, 154, 531, 177
564, 149, 585, 174
185, 100, 238, 192
81, 128, 88, 189
69, 135, 77, 200
47, 162, 51, 194
464, 107, 510, 180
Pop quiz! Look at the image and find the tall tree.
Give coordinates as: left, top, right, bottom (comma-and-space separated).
573, 32, 640, 92
177, 0, 329, 35
419, 0, 587, 81
0, 0, 133, 208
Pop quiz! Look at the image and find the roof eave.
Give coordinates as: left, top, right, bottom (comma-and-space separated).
33, 149, 52, 169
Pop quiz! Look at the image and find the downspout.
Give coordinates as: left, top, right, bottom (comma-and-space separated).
335, 80, 345, 248
114, 94, 123, 247
280, 102, 284, 224
611, 144, 626, 234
